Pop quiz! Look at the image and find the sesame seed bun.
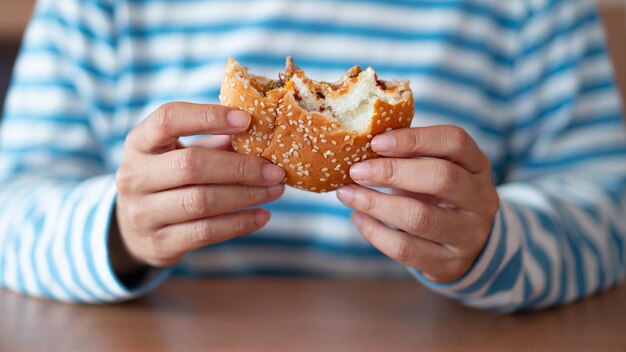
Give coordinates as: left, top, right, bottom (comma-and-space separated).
219, 57, 414, 193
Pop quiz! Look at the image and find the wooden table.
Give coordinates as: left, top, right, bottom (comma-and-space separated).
1, 279, 626, 352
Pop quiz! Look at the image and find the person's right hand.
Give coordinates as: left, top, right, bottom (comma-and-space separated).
113, 102, 285, 271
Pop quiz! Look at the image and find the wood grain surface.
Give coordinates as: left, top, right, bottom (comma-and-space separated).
1, 278, 626, 352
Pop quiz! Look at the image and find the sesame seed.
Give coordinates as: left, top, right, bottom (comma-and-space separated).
331, 140, 337, 145
284, 159, 290, 164
365, 142, 371, 148
384, 117, 391, 122
312, 149, 318, 153
351, 153, 358, 158
271, 155, 277, 161
259, 120, 264, 126
296, 128, 303, 133
254, 99, 259, 106
294, 151, 300, 157
324, 172, 331, 177
306, 115, 312, 120
289, 165, 295, 169
320, 178, 326, 182
261, 111, 267, 115
260, 102, 266, 108
321, 126, 328, 131
279, 143, 285, 148
382, 112, 387, 117
362, 155, 368, 160
334, 165, 341, 170
367, 134, 373, 139
297, 181, 303, 185
287, 104, 293, 110
385, 127, 392, 132
305, 164, 311, 168
354, 157, 360, 162
287, 112, 294, 117
266, 117, 272, 123
377, 120, 381, 125
331, 123, 338, 129
347, 161, 353, 165
321, 167, 328, 172
297, 172, 304, 176
280, 125, 287, 130
331, 159, 337, 163
239, 95, 245, 101
346, 147, 352, 152
321, 139, 327, 143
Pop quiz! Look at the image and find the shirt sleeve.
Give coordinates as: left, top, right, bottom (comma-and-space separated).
0, 0, 168, 303
413, 0, 626, 312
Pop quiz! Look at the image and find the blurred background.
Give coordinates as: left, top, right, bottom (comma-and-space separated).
0, 0, 624, 116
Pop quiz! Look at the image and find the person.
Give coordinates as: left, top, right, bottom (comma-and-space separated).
0, 0, 625, 313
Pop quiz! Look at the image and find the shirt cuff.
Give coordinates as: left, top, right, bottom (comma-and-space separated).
85, 175, 170, 303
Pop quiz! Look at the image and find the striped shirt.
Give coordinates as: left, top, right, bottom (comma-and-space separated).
1, 0, 625, 312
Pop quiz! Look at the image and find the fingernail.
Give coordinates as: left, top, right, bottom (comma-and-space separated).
227, 110, 250, 128
262, 164, 285, 183
336, 186, 354, 204
371, 134, 395, 152
349, 163, 372, 181
351, 212, 364, 226
267, 184, 284, 197
255, 210, 270, 225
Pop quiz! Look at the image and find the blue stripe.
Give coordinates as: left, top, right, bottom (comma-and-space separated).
125, 0, 521, 31
262, 200, 352, 218
1, 114, 91, 127
552, 113, 624, 139
207, 233, 385, 258
172, 266, 320, 278
485, 250, 522, 295
34, 12, 114, 47
523, 146, 626, 170
1, 146, 104, 163
12, 79, 78, 92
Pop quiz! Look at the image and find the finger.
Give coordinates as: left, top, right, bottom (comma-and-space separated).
155, 209, 270, 261
370, 125, 490, 173
129, 148, 285, 192
349, 157, 478, 209
191, 135, 234, 151
142, 184, 284, 227
127, 102, 250, 153
337, 185, 465, 246
351, 211, 452, 274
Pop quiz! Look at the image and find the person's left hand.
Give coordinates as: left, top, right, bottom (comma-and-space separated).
336, 125, 499, 283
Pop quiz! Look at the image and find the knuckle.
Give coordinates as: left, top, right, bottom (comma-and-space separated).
359, 190, 378, 213
232, 214, 248, 234
393, 237, 414, 264
447, 126, 470, 153
125, 203, 144, 227
145, 235, 172, 267
172, 149, 200, 181
405, 204, 432, 234
432, 163, 457, 194
235, 154, 254, 182
377, 159, 399, 185
192, 220, 213, 244
115, 166, 133, 193
153, 102, 177, 133
182, 188, 212, 217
